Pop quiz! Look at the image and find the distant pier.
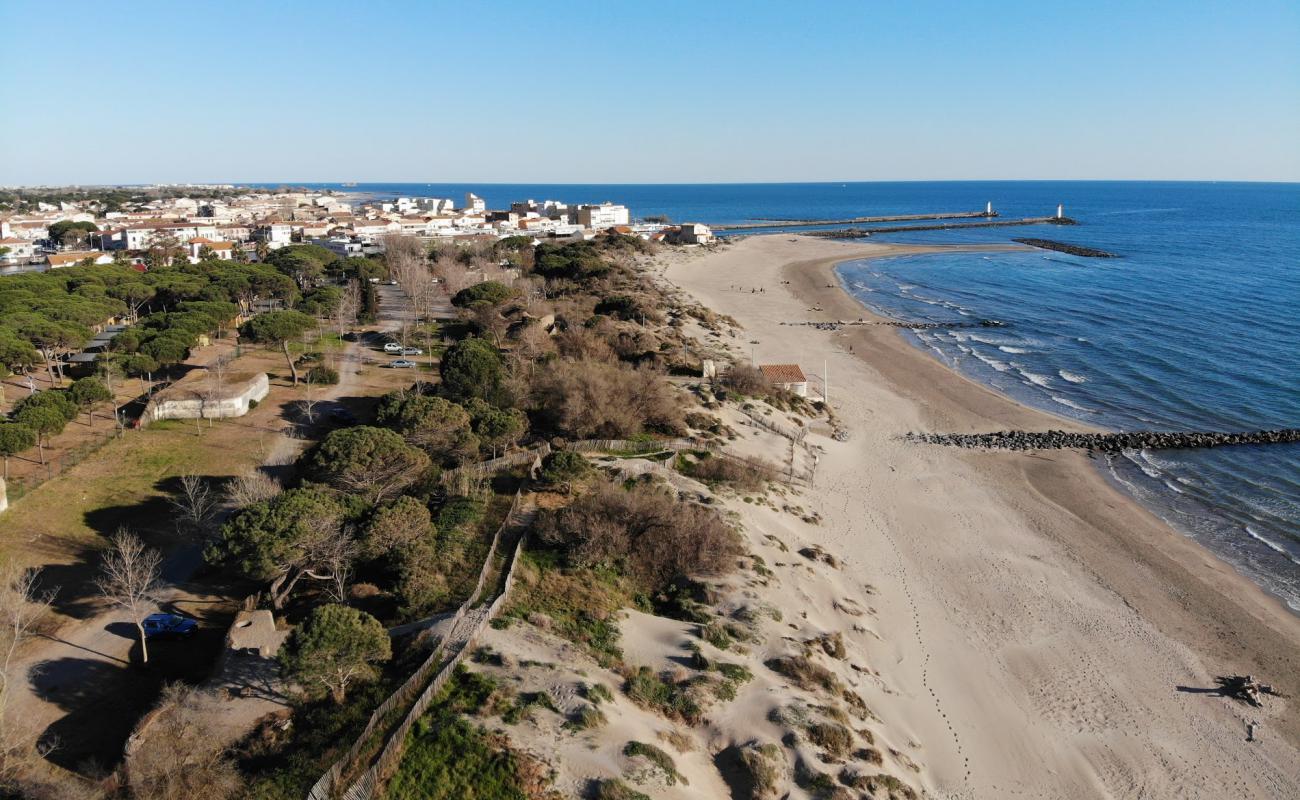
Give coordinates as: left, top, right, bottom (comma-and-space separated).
804, 216, 1076, 238
713, 209, 996, 231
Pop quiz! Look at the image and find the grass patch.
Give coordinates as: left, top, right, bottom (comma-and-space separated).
504, 549, 631, 666
563, 703, 607, 732
385, 668, 529, 800
623, 741, 686, 786
766, 654, 844, 694
623, 666, 703, 725
594, 778, 651, 800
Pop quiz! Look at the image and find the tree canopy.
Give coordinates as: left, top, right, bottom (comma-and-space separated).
438, 337, 504, 405
279, 604, 390, 704
451, 281, 516, 309
306, 426, 430, 504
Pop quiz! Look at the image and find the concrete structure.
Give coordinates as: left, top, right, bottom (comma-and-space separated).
463, 192, 486, 213
676, 223, 714, 245
142, 370, 269, 423
227, 609, 287, 657
759, 363, 809, 397
577, 202, 630, 230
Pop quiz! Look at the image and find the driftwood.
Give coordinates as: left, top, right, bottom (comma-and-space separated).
1216, 675, 1281, 707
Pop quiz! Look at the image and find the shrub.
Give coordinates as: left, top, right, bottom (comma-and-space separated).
765, 655, 843, 694
623, 666, 702, 724
563, 703, 606, 731
306, 365, 339, 385
529, 359, 684, 439
806, 721, 853, 760
721, 365, 768, 396
735, 741, 786, 800
536, 478, 741, 595
683, 454, 776, 492
537, 450, 592, 492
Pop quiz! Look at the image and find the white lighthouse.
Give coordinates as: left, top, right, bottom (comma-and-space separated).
1056, 204, 1064, 219
986, 201, 993, 215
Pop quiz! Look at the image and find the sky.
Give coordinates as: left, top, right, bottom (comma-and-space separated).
1, 0, 1297, 185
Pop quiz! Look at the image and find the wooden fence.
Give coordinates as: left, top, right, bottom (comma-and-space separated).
307, 455, 540, 800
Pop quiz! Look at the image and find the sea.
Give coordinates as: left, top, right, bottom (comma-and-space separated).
258, 181, 1300, 611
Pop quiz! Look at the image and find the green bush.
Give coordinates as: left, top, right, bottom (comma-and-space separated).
306, 365, 339, 385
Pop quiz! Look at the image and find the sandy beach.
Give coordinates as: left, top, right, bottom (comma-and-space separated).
659, 234, 1300, 799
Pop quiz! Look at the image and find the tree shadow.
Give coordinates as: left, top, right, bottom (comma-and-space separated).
29, 625, 228, 775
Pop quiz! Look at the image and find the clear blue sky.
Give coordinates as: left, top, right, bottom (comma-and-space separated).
2, 0, 1297, 185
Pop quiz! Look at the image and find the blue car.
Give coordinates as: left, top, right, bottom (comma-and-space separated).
142, 613, 198, 639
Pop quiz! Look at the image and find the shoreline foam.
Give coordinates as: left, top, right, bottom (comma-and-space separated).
659, 234, 1300, 798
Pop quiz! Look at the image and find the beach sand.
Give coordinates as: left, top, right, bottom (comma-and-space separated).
658, 234, 1300, 799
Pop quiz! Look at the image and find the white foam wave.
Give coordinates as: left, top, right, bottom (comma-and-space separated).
1050, 395, 1093, 412
1020, 370, 1053, 387
998, 346, 1031, 354
1245, 527, 1300, 566
972, 352, 1011, 372
1164, 480, 1186, 495
1059, 370, 1088, 384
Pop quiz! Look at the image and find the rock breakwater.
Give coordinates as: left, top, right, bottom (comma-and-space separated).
906, 428, 1300, 453
1013, 238, 1118, 258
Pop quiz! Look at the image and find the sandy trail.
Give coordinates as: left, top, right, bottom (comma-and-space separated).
660, 235, 1300, 799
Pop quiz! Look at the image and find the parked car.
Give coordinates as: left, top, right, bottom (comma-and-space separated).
341, 331, 359, 342
382, 342, 403, 353
142, 613, 198, 639
329, 408, 358, 425
389, 359, 418, 369
400, 347, 423, 356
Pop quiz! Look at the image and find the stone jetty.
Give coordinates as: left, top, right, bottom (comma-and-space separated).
808, 216, 1075, 238
1013, 238, 1118, 258
905, 428, 1300, 454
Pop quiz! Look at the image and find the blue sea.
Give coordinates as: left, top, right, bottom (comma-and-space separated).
262, 181, 1300, 610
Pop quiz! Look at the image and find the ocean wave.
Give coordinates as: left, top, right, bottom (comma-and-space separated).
1050, 395, 1093, 412
1164, 480, 1186, 495
1123, 450, 1163, 480
1245, 527, 1300, 566
998, 345, 1032, 354
1019, 370, 1053, 387
972, 352, 1011, 372
1059, 370, 1088, 384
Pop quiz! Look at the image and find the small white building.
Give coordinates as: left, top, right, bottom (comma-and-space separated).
47, 251, 114, 269
0, 238, 35, 262
676, 223, 714, 245
758, 364, 809, 397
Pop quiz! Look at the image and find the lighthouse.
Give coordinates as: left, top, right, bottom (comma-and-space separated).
986, 201, 993, 215
1056, 204, 1064, 219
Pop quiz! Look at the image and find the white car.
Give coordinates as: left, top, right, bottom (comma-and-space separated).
383, 342, 403, 353
400, 347, 423, 356
389, 359, 418, 369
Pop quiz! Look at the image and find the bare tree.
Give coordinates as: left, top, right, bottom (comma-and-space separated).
222, 470, 280, 512
300, 371, 321, 424
95, 530, 162, 665
0, 564, 53, 784
124, 683, 242, 800
168, 474, 217, 537
331, 279, 362, 337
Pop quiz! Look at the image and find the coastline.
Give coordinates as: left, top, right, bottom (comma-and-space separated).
660, 234, 1300, 798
